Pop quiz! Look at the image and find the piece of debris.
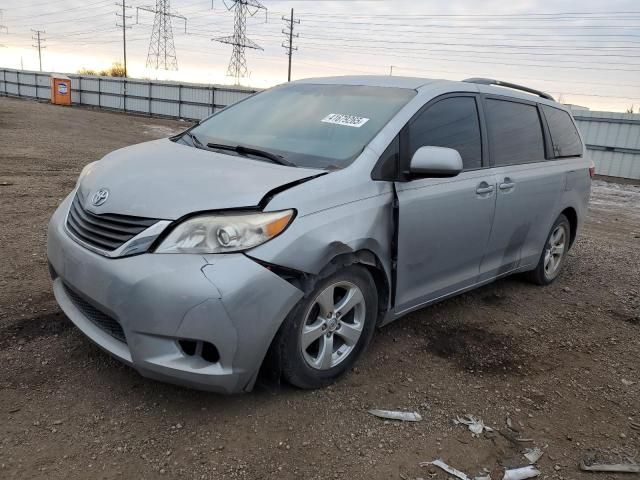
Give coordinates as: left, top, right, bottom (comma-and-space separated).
499, 429, 534, 445
506, 417, 519, 432
420, 459, 470, 480
502, 466, 541, 480
0, 181, 14, 187
368, 409, 422, 422
455, 415, 494, 435
621, 379, 635, 386
523, 447, 544, 464
8, 407, 21, 413
580, 461, 640, 473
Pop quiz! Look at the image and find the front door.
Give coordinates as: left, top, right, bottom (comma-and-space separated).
394, 95, 497, 313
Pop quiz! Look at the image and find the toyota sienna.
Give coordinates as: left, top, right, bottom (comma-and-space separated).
47, 76, 592, 393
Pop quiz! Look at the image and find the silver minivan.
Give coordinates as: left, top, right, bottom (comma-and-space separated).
47, 76, 592, 393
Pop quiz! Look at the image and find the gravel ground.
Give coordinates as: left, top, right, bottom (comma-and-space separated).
1, 97, 639, 479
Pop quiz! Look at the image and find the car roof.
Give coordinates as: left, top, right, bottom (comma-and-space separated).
291, 75, 564, 110
291, 75, 447, 90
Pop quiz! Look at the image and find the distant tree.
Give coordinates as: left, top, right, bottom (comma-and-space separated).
626, 105, 635, 114
99, 62, 126, 77
77, 67, 98, 75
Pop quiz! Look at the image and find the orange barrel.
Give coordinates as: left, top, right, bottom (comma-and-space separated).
50, 75, 71, 105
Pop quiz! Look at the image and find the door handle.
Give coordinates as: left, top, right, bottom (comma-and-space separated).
476, 183, 495, 195
499, 177, 515, 191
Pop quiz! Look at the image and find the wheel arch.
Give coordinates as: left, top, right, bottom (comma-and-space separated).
559, 206, 578, 248
317, 250, 391, 323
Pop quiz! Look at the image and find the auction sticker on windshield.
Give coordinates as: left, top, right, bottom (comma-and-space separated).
321, 113, 370, 128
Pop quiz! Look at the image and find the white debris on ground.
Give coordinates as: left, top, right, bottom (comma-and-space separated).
454, 415, 494, 435
420, 459, 471, 480
502, 465, 541, 480
523, 447, 544, 464
590, 180, 640, 218
367, 409, 422, 422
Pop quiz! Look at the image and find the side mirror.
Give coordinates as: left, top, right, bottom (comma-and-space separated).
409, 146, 463, 178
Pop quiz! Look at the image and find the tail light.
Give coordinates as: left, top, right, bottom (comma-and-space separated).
589, 160, 596, 179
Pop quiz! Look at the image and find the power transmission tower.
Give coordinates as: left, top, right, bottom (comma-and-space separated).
116, 1, 132, 77
137, 0, 186, 71
214, 0, 267, 85
31, 29, 46, 72
282, 8, 299, 82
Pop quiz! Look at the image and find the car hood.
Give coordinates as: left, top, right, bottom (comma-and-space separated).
77, 139, 325, 219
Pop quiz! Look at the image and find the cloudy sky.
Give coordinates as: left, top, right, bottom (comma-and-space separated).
1, 0, 640, 111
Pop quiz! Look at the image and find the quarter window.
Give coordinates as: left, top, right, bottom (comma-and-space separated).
485, 99, 545, 166
542, 105, 583, 157
408, 97, 482, 170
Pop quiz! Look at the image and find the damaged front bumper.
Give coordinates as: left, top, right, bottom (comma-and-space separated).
47, 195, 303, 393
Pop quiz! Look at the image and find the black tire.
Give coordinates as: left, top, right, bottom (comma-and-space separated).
527, 214, 571, 285
272, 264, 378, 389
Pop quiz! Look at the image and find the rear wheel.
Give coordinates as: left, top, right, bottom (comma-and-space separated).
272, 265, 378, 389
527, 214, 570, 285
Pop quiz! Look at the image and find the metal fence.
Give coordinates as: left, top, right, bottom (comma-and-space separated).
573, 110, 640, 180
0, 68, 258, 121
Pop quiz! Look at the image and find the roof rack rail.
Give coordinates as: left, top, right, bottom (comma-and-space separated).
463, 78, 555, 101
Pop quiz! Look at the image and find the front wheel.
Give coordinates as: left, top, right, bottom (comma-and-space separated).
527, 214, 571, 285
272, 265, 378, 389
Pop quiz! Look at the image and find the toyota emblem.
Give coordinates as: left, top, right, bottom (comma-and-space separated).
91, 188, 110, 206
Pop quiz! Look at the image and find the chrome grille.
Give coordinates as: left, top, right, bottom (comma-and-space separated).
63, 283, 127, 344
66, 194, 159, 252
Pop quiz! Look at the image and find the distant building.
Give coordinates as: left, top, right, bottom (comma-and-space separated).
565, 104, 590, 112
572, 110, 640, 180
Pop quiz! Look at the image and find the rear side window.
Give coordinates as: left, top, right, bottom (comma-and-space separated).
542, 105, 583, 157
485, 99, 545, 166
408, 96, 482, 170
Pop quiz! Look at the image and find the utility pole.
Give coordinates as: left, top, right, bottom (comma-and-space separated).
282, 8, 299, 82
214, 0, 266, 85
137, 0, 187, 71
31, 29, 46, 72
116, 1, 132, 77
389, 65, 394, 76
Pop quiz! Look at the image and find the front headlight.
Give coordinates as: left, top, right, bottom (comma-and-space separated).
155, 210, 295, 254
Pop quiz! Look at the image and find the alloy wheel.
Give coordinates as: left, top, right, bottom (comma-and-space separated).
300, 281, 366, 370
544, 224, 567, 278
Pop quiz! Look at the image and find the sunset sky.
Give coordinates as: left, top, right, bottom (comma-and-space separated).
1, 0, 640, 111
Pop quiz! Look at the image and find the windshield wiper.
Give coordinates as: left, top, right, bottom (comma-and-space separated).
206, 142, 296, 167
183, 131, 205, 149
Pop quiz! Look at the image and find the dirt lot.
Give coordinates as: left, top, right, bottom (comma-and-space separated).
1, 96, 639, 479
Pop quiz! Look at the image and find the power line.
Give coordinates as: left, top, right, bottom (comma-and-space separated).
31, 28, 46, 71
116, 1, 132, 77
282, 8, 299, 82
297, 43, 640, 73
214, 0, 266, 85
296, 17, 640, 30
137, 0, 186, 71
5, 0, 113, 21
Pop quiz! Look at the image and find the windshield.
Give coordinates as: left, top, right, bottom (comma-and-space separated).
189, 83, 416, 169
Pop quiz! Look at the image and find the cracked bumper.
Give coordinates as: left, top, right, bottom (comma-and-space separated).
47, 194, 303, 393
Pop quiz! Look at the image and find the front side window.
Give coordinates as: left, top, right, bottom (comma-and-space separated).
407, 96, 482, 170
485, 99, 545, 166
189, 84, 416, 169
542, 105, 583, 158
